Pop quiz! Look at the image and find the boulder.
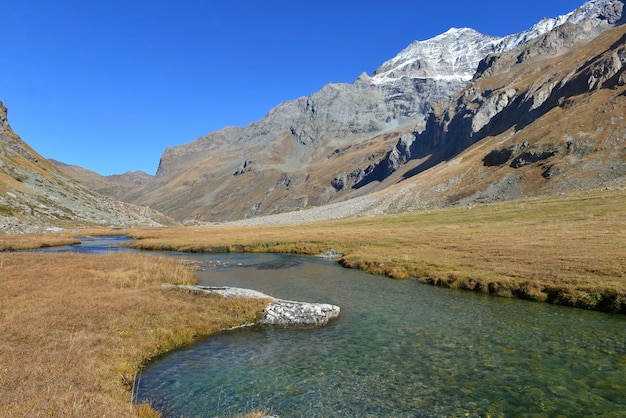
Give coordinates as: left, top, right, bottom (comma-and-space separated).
260, 300, 340, 327
163, 285, 340, 327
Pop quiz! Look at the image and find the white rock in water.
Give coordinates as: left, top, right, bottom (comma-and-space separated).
163, 285, 340, 327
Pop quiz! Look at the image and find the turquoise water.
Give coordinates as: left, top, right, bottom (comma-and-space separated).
135, 252, 626, 417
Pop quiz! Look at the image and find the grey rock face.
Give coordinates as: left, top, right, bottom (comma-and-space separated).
361, 1, 626, 188
260, 300, 340, 327
0, 101, 10, 133
155, 28, 511, 181
156, 78, 467, 179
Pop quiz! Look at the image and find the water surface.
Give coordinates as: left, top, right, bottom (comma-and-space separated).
135, 253, 626, 417
29, 235, 133, 254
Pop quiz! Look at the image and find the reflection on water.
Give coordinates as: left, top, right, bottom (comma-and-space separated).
136, 253, 626, 417
29, 235, 133, 254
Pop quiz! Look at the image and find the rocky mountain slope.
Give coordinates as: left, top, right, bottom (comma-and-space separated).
54, 0, 626, 224
224, 20, 626, 226
51, 160, 154, 202
272, 18, 626, 224
358, 6, 626, 187
0, 102, 173, 233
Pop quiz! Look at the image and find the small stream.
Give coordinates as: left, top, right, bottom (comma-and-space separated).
136, 252, 626, 417
39, 237, 626, 417
29, 235, 134, 254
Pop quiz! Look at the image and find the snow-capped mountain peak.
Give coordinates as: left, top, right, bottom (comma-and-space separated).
497, 0, 623, 50
370, 27, 502, 84
370, 0, 624, 85
499, 16, 571, 51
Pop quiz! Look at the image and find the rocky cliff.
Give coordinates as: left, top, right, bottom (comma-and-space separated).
360, 1, 626, 194
223, 19, 626, 226
0, 102, 173, 233
338, 22, 626, 216
154, 28, 506, 180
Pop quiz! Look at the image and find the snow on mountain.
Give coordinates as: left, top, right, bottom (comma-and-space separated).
498, 14, 572, 51
370, 28, 502, 84
497, 0, 623, 49
94, 0, 625, 223
370, 0, 624, 85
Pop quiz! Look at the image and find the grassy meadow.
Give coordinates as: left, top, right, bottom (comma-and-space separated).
125, 189, 626, 314
0, 232, 80, 251
0, 188, 624, 416
0, 251, 269, 417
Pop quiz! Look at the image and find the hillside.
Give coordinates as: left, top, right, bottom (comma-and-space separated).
66, 0, 622, 224
354, 18, 626, 208
35, 0, 626, 225
50, 160, 154, 202
0, 102, 173, 233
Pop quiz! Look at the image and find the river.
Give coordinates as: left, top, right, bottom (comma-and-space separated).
135, 252, 626, 417
41, 237, 626, 417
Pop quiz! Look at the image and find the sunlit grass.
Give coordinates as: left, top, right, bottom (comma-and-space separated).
1, 188, 624, 416
124, 189, 626, 313
0, 231, 80, 250
0, 252, 268, 417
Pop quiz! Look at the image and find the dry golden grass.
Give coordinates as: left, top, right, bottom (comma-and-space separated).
0, 188, 623, 416
125, 188, 626, 313
0, 252, 268, 417
0, 232, 80, 251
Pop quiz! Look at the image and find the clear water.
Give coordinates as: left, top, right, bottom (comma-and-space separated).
28, 235, 134, 254
135, 252, 626, 417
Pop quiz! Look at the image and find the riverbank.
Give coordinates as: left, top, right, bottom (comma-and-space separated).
0, 189, 624, 415
124, 189, 626, 314
0, 251, 268, 417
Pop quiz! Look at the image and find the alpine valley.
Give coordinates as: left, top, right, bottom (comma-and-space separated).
5, 0, 626, 230
0, 103, 174, 233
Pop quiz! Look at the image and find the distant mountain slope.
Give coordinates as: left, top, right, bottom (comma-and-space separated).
349, 21, 626, 216
50, 160, 153, 202
224, 22, 626, 226
0, 102, 173, 233
63, 0, 626, 224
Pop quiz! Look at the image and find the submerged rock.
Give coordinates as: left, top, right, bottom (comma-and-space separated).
163, 285, 340, 327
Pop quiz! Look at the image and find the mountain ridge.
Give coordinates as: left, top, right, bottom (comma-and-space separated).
36, 0, 626, 225
365, 10, 626, 188
0, 102, 173, 233
222, 22, 626, 226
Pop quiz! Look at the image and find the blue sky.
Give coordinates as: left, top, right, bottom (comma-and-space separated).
1, 0, 586, 175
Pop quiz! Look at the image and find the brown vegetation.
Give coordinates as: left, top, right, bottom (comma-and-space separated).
0, 231, 80, 250
1, 188, 623, 416
0, 251, 268, 417
125, 189, 626, 313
